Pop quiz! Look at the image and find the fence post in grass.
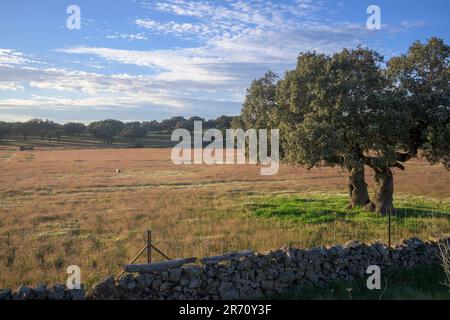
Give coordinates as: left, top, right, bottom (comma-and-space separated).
147, 230, 152, 264
388, 206, 391, 249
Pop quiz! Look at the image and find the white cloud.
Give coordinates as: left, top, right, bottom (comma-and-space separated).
0, 113, 36, 122
57, 46, 233, 82
58, 0, 374, 85
0, 0, 429, 122
62, 0, 372, 85
0, 49, 40, 67
135, 19, 213, 39
0, 82, 24, 91
0, 1, 373, 121
0, 61, 243, 120
0, 94, 184, 110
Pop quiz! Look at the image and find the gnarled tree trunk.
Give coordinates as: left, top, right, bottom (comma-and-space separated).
347, 163, 370, 208
365, 167, 395, 215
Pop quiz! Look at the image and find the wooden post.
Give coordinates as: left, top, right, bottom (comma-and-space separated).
117, 230, 175, 280
147, 230, 152, 264
150, 243, 171, 260
388, 206, 391, 249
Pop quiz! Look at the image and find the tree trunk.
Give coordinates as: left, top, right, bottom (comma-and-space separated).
347, 164, 370, 208
365, 167, 395, 215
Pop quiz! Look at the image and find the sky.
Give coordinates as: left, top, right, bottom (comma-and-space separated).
0, 0, 448, 123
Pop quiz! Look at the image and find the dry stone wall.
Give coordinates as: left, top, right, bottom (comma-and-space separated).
0, 237, 445, 300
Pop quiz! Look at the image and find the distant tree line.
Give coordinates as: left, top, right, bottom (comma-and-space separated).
0, 115, 236, 145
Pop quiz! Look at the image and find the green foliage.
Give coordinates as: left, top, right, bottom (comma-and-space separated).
178, 116, 205, 130
63, 122, 86, 136
12, 121, 31, 140
237, 71, 278, 130
236, 38, 449, 212
159, 116, 186, 131
237, 37, 449, 172
121, 121, 147, 141
1, 115, 238, 146
0, 121, 13, 139
87, 119, 124, 144
388, 37, 450, 168
142, 120, 161, 132
277, 48, 405, 170
207, 115, 235, 132
11, 119, 63, 141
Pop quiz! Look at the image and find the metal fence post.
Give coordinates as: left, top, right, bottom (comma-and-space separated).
388, 206, 391, 248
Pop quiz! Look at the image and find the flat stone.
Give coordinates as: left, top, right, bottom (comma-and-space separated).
182, 266, 203, 278
0, 288, 12, 301
34, 284, 47, 300
261, 280, 273, 290
13, 286, 33, 300
47, 284, 66, 300
169, 268, 182, 282
189, 278, 201, 289
68, 286, 86, 300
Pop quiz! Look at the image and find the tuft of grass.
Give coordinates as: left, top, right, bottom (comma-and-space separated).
276, 265, 450, 300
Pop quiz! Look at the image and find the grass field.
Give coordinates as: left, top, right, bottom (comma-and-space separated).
0, 133, 174, 150
0, 147, 449, 289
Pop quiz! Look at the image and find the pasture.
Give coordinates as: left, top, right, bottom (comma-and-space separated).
0, 132, 174, 150
0, 147, 449, 289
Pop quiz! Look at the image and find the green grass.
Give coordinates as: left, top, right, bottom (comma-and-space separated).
276, 265, 450, 300
245, 193, 450, 225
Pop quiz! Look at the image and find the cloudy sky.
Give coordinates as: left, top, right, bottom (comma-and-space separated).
0, 0, 448, 123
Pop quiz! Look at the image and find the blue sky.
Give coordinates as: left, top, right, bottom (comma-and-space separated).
0, 0, 448, 123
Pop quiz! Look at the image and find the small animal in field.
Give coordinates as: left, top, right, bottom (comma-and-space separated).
115, 169, 121, 173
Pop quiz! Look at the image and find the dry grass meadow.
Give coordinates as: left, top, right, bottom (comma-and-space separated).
0, 147, 449, 289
